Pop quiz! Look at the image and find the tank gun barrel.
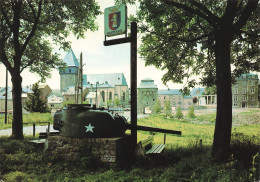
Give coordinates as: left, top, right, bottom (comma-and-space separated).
126, 124, 182, 135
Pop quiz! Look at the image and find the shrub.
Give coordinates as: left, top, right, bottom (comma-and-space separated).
153, 99, 161, 114
187, 106, 196, 118
175, 106, 183, 119
164, 100, 172, 117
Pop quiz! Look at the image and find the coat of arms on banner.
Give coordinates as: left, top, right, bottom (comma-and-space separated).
109, 12, 121, 30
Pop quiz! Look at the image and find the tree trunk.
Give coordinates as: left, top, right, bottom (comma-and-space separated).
212, 35, 233, 161
11, 72, 23, 139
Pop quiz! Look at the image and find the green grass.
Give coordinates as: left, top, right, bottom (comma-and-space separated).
0, 132, 259, 182
0, 112, 53, 130
0, 110, 259, 181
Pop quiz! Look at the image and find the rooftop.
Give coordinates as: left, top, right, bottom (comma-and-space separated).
138, 78, 157, 89
63, 48, 79, 67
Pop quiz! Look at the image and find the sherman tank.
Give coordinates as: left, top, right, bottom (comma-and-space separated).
53, 104, 127, 138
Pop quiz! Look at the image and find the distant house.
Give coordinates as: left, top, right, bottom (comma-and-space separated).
38, 84, 52, 101
47, 92, 64, 108
85, 91, 103, 107
137, 78, 158, 113
0, 86, 33, 113
232, 73, 259, 108
158, 89, 193, 110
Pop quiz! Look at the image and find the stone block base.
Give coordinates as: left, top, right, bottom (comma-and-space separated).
45, 135, 134, 163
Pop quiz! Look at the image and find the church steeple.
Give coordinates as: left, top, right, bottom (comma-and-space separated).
59, 49, 80, 93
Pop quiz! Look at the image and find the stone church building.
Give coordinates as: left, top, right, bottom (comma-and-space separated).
59, 49, 129, 107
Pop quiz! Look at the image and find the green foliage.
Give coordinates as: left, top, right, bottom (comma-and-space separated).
107, 100, 112, 107
164, 100, 172, 117
187, 106, 196, 118
82, 100, 89, 104
62, 100, 75, 107
152, 99, 161, 114
24, 82, 49, 113
204, 86, 217, 95
175, 106, 183, 119
114, 97, 120, 107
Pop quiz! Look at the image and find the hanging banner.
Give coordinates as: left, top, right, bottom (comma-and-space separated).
104, 4, 127, 37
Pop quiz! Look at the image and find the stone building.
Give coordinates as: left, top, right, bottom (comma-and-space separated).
59, 49, 129, 107
86, 73, 129, 107
137, 78, 158, 113
232, 73, 259, 108
158, 89, 185, 109
59, 49, 80, 93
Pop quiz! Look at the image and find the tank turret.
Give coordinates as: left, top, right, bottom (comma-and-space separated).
53, 104, 127, 138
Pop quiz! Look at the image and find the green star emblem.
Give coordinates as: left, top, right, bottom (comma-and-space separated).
85, 123, 94, 133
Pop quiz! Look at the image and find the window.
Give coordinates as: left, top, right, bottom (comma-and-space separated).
234, 103, 237, 107
234, 88, 238, 94
251, 87, 255, 94
69, 69, 71, 73
109, 92, 112, 100
122, 92, 126, 101
251, 82, 255, 86
242, 81, 246, 86
242, 95, 246, 101
164, 96, 166, 100
242, 88, 246, 94
101, 91, 105, 102
234, 96, 238, 102
234, 82, 238, 87
250, 95, 254, 101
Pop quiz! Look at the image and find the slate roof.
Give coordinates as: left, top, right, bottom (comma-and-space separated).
158, 89, 182, 95
63, 48, 79, 67
86, 73, 128, 87
138, 78, 157, 89
236, 73, 258, 80
47, 92, 64, 98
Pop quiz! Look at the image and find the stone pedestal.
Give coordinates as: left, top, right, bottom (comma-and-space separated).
45, 135, 133, 163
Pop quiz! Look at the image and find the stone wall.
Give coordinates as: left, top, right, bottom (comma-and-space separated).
45, 135, 133, 163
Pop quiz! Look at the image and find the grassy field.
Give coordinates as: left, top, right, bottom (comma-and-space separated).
0, 108, 259, 181
0, 113, 53, 130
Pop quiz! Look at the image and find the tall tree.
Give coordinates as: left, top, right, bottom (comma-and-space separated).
0, 0, 101, 139
127, 0, 259, 160
24, 82, 48, 113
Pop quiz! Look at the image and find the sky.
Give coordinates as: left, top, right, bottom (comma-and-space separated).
0, 1, 259, 90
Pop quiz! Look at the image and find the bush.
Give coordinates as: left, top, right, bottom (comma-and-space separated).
175, 106, 183, 119
153, 99, 161, 114
187, 106, 196, 118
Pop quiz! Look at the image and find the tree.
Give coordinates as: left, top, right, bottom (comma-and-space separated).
153, 99, 161, 114
175, 106, 183, 119
114, 97, 120, 107
134, 0, 259, 160
164, 99, 172, 116
187, 106, 196, 118
24, 82, 48, 113
0, 1, 101, 139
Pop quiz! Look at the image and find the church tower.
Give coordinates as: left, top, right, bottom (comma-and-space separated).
59, 49, 79, 93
